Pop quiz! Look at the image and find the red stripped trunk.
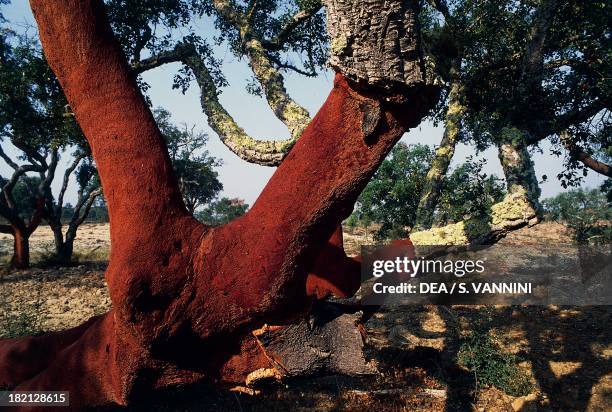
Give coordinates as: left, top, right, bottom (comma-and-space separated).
10, 226, 29, 270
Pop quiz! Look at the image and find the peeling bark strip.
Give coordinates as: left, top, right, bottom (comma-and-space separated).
252, 302, 375, 380
325, 0, 425, 93
2, 0, 436, 407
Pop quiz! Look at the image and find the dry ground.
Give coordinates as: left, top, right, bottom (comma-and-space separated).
0, 222, 610, 411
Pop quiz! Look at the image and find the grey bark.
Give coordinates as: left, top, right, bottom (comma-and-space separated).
324, 0, 425, 93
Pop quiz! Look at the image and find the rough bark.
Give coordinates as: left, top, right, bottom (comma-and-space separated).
411, 129, 542, 247
414, 61, 464, 230
0, 0, 435, 407
325, 0, 425, 94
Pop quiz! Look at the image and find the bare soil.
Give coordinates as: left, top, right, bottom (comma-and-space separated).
0, 222, 610, 411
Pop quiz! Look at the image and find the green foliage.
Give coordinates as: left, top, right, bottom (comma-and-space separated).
61, 202, 108, 224
197, 197, 248, 226
601, 178, 612, 202
154, 108, 223, 214
0, 31, 81, 151
436, 157, 506, 226
457, 309, 533, 397
105, 0, 328, 94
352, 144, 505, 240
0, 175, 40, 220
421, 0, 611, 186
353, 143, 434, 240
542, 188, 612, 243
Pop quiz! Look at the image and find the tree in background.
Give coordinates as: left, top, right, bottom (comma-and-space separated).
43, 152, 103, 265
435, 157, 506, 226
0, 31, 67, 268
543, 188, 612, 244
154, 107, 223, 215
351, 146, 505, 240
0, 23, 108, 268
198, 197, 249, 226
353, 143, 434, 240
399, 0, 610, 246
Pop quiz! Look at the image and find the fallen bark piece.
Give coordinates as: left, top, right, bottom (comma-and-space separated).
253, 303, 377, 379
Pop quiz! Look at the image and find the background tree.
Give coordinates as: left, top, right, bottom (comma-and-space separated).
401, 0, 610, 246
197, 197, 249, 226
353, 143, 434, 240
351, 146, 505, 240
154, 107, 223, 214
542, 188, 612, 244
435, 157, 506, 226
43, 151, 103, 265
0, 31, 66, 268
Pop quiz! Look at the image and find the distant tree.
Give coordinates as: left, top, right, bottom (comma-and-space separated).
353, 143, 434, 240
154, 107, 223, 214
542, 188, 612, 243
44, 153, 103, 264
197, 197, 249, 226
413, 0, 611, 239
0, 32, 68, 268
0, 176, 40, 219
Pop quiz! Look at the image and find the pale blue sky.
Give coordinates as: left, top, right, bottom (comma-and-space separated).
0, 2, 606, 207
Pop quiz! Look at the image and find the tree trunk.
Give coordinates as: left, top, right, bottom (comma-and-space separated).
414, 63, 464, 230
48, 222, 71, 265
0, 0, 436, 408
10, 226, 30, 269
410, 128, 542, 247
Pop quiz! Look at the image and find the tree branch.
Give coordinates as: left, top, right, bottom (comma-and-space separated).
521, 0, 557, 84
1, 164, 43, 209
31, 0, 192, 257
560, 131, 612, 177
57, 153, 85, 217
131, 44, 195, 75
211, 0, 245, 28
0, 144, 19, 170
71, 187, 103, 230
182, 52, 299, 166
426, 0, 451, 21
411, 139, 542, 246
261, 2, 323, 51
